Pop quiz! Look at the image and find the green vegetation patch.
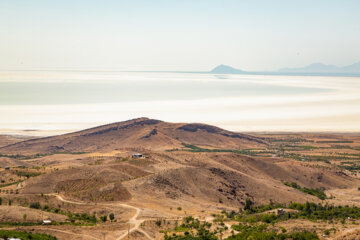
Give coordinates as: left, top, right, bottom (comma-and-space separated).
0, 180, 24, 188
0, 222, 42, 227
229, 224, 319, 240
163, 215, 319, 240
182, 144, 269, 156
163, 216, 217, 240
29, 201, 97, 224
283, 182, 326, 200
339, 164, 360, 171
14, 170, 42, 178
225, 201, 360, 223
0, 230, 56, 240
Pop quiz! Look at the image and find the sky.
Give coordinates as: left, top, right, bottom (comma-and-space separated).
1, 0, 360, 71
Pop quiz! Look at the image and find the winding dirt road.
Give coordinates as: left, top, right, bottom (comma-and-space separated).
48, 194, 153, 240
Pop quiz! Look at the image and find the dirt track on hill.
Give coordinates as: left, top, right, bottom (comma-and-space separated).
49, 194, 153, 240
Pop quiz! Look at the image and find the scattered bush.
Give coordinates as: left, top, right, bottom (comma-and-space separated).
30, 202, 41, 209
109, 213, 115, 222
155, 219, 162, 227
100, 215, 107, 222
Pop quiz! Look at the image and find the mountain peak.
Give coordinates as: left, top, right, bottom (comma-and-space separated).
210, 64, 244, 74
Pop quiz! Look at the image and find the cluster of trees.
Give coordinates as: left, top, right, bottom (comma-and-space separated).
14, 170, 41, 178
0, 230, 56, 240
283, 182, 326, 200
287, 202, 360, 221
28, 201, 115, 224
162, 215, 319, 240
224, 200, 360, 224
164, 216, 218, 240
228, 224, 319, 240
99, 213, 115, 222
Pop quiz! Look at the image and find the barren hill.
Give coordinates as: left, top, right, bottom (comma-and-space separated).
1, 122, 359, 240
0, 118, 266, 154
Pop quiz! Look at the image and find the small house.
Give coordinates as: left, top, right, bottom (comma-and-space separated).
132, 153, 143, 159
4, 166, 10, 170
42, 219, 52, 225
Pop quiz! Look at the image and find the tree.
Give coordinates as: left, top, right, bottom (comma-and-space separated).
100, 215, 107, 222
305, 201, 312, 214
155, 219, 162, 227
0, 197, 2, 205
109, 213, 115, 222
23, 214, 27, 222
244, 198, 253, 211
30, 202, 41, 209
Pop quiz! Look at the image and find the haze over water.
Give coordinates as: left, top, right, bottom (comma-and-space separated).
0, 70, 359, 135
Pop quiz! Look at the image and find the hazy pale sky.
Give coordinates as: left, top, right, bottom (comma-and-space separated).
1, 0, 359, 71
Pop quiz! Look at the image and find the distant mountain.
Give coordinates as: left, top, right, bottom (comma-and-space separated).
279, 61, 360, 74
210, 64, 244, 74
342, 61, 360, 73
209, 61, 360, 75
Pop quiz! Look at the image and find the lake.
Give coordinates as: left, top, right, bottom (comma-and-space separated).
0, 70, 359, 135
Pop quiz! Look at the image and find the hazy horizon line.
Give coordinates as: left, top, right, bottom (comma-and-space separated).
1, 68, 359, 77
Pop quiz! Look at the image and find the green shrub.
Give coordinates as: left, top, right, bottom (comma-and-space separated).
30, 202, 41, 209
261, 214, 277, 223
100, 215, 107, 222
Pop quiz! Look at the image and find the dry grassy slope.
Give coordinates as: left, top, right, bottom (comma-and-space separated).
123, 152, 357, 207
0, 206, 67, 222
14, 150, 358, 207
0, 157, 31, 168
333, 228, 360, 240
0, 118, 266, 154
0, 135, 29, 148
22, 162, 151, 201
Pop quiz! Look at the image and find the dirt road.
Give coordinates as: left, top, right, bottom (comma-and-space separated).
49, 194, 153, 240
